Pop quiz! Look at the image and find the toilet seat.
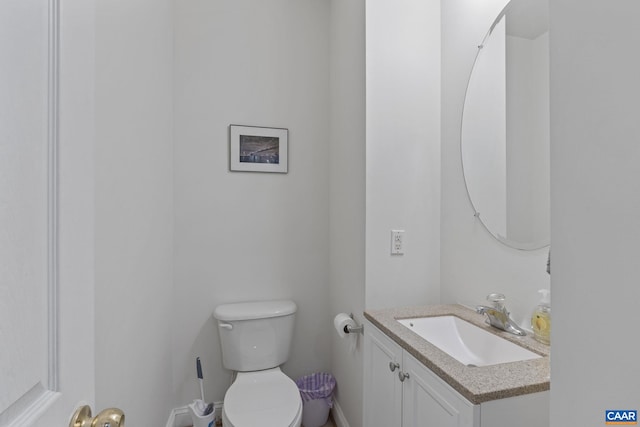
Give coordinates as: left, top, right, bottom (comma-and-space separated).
222, 368, 302, 427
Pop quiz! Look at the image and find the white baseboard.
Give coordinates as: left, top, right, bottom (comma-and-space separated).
331, 400, 350, 427
166, 402, 223, 427
165, 405, 188, 427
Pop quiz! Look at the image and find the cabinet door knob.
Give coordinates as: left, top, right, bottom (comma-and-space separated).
389, 361, 400, 372
398, 371, 410, 382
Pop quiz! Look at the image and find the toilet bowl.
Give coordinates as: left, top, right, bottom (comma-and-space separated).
221, 368, 302, 427
213, 300, 302, 427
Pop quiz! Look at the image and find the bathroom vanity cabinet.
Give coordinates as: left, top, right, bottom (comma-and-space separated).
363, 318, 549, 427
364, 320, 477, 427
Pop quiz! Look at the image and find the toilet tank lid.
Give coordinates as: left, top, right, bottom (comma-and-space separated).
214, 300, 297, 321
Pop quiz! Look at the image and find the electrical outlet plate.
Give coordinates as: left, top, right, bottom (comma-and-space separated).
391, 230, 405, 255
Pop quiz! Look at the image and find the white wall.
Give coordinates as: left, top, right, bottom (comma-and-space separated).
172, 0, 332, 407
329, 1, 366, 426
365, 0, 441, 310
441, 0, 550, 327
550, 0, 640, 424
506, 32, 550, 246
94, 1, 175, 425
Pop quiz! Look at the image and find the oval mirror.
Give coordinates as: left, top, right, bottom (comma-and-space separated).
461, 0, 550, 250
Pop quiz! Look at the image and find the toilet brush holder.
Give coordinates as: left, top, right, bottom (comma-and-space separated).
188, 400, 215, 427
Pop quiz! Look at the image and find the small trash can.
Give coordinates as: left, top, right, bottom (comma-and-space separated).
295, 372, 336, 427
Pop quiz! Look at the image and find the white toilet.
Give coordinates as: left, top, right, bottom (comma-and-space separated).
214, 300, 303, 427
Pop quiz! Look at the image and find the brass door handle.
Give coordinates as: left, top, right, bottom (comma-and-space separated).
70, 405, 125, 427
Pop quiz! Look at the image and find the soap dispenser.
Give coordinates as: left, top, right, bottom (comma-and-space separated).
531, 289, 551, 344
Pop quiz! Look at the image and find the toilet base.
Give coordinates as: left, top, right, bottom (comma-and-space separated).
222, 405, 302, 427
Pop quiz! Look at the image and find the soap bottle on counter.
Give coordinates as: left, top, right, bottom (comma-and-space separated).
531, 289, 551, 345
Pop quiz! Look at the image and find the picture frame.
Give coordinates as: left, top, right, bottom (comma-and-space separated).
229, 125, 288, 173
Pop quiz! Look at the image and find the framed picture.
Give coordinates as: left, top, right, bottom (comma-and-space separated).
229, 125, 288, 173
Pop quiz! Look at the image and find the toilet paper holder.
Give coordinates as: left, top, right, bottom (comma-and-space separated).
344, 313, 364, 334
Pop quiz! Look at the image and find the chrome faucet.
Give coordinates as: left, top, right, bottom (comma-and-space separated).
476, 293, 526, 336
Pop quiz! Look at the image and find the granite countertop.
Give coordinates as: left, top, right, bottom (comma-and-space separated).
363, 304, 550, 404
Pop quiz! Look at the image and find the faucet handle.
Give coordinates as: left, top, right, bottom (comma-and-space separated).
486, 293, 506, 310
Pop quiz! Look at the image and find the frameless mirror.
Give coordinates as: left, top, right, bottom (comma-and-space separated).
461, 0, 550, 250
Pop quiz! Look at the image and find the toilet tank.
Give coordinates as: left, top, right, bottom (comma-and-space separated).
214, 300, 297, 372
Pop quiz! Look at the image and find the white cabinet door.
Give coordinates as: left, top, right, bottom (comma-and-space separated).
402, 352, 477, 427
1, 0, 96, 425
364, 322, 403, 427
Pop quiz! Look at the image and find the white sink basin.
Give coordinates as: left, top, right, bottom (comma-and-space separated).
397, 316, 541, 367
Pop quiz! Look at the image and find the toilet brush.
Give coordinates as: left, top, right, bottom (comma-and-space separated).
196, 357, 214, 416
196, 357, 205, 402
